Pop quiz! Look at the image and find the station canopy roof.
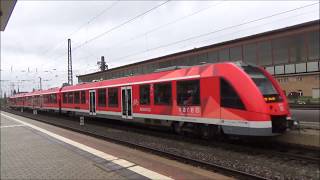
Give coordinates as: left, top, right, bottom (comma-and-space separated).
0, 0, 17, 31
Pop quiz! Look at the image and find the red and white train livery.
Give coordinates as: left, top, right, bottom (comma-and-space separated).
8, 62, 294, 136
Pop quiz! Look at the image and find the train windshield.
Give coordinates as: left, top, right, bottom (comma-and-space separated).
242, 66, 278, 96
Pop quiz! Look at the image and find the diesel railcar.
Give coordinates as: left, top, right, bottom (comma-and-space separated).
8, 62, 294, 137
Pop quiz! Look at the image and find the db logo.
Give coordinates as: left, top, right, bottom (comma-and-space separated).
133, 99, 139, 106
278, 104, 284, 111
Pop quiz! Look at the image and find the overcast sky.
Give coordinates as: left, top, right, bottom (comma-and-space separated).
1, 0, 319, 95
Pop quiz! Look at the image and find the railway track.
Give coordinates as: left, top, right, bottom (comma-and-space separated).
299, 121, 320, 130
231, 141, 320, 164
270, 149, 320, 163
216, 138, 320, 165
2, 109, 265, 179
3, 109, 319, 179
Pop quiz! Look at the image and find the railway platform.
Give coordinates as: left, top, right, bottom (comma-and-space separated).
0, 112, 231, 180
274, 128, 320, 148
274, 108, 320, 148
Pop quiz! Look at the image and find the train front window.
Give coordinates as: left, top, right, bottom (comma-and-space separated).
242, 65, 282, 103
242, 66, 277, 95
220, 78, 245, 110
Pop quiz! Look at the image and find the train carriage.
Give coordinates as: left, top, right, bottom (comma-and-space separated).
8, 93, 26, 108
37, 87, 61, 112
8, 88, 61, 111
8, 62, 294, 136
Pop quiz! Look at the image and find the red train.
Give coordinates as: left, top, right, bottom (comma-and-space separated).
8, 62, 295, 137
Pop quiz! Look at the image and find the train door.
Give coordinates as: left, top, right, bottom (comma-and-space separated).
40, 95, 43, 109
89, 90, 96, 115
58, 93, 62, 114
121, 86, 133, 119
32, 96, 35, 109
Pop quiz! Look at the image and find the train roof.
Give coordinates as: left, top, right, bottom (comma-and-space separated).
61, 62, 235, 92
9, 62, 244, 97
9, 92, 29, 98
32, 87, 61, 96
9, 87, 60, 98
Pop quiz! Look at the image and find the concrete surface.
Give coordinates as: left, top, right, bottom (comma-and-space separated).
275, 128, 320, 148
1, 111, 233, 180
1, 116, 128, 179
291, 109, 320, 122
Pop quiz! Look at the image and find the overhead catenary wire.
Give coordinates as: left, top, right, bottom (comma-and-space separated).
73, 1, 225, 64
2, 2, 317, 94
46, 1, 170, 65
110, 2, 319, 63
195, 9, 318, 48
72, 0, 170, 52
38, 1, 120, 60
102, 1, 225, 54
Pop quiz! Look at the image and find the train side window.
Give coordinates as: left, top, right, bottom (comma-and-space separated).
53, 94, 57, 104
154, 82, 172, 105
47, 94, 50, 104
29, 97, 32, 104
48, 94, 51, 104
108, 88, 118, 107
67, 92, 73, 104
81, 91, 86, 104
139, 84, 150, 105
44, 95, 49, 104
49, 94, 52, 104
98, 88, 107, 107
177, 80, 200, 106
35, 96, 39, 105
74, 91, 80, 104
63, 93, 67, 104
220, 78, 245, 110
50, 95, 53, 104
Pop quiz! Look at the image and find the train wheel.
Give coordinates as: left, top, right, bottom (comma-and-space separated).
199, 124, 216, 139
200, 125, 211, 139
172, 122, 182, 134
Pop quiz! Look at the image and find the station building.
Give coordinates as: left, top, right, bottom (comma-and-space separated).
78, 20, 320, 99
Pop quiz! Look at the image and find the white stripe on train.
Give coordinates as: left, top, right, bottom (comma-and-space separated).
11, 106, 272, 129
58, 108, 271, 129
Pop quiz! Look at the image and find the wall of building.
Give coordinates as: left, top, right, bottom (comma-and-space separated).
77, 21, 319, 102
78, 21, 319, 82
276, 73, 320, 98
